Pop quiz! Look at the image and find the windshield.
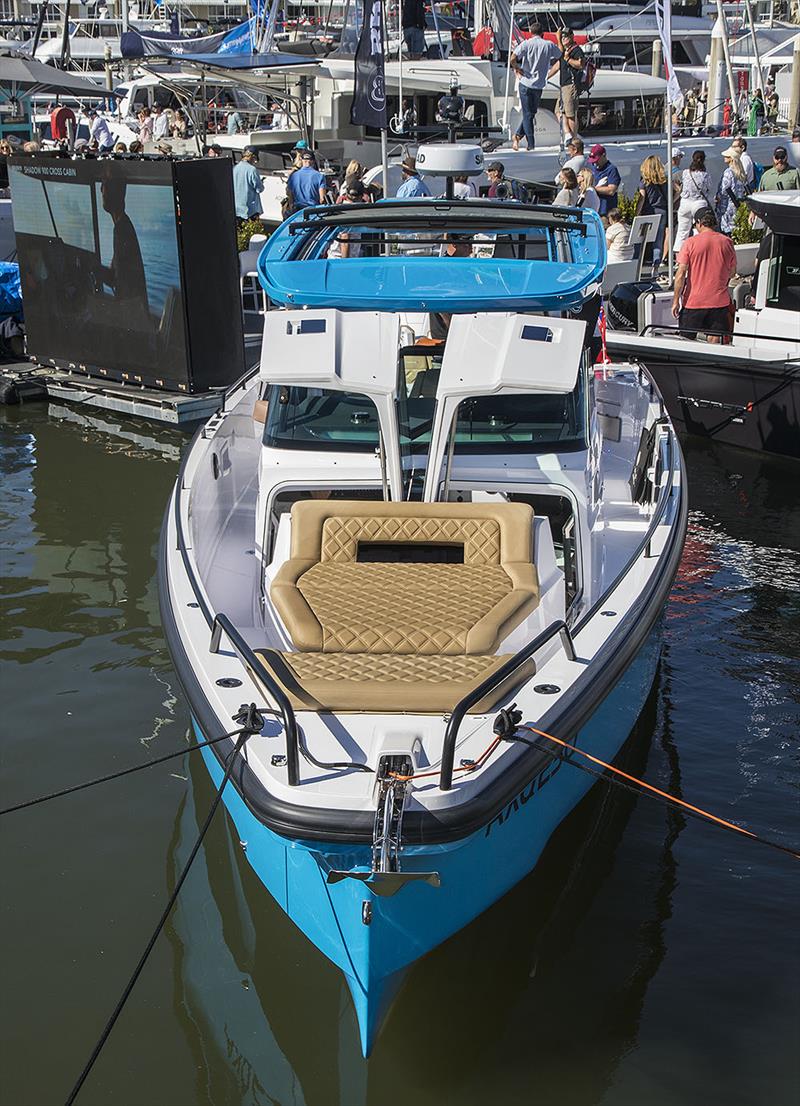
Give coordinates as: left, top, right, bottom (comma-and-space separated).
264, 386, 381, 451
264, 350, 588, 456
399, 349, 588, 455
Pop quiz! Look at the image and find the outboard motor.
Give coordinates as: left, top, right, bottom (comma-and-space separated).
606, 281, 661, 331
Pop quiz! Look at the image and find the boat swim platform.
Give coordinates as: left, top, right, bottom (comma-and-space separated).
0, 361, 223, 425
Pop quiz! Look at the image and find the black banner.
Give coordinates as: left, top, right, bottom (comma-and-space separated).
350, 0, 387, 130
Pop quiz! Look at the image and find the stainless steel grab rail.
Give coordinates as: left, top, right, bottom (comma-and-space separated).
439, 620, 576, 791
210, 614, 300, 787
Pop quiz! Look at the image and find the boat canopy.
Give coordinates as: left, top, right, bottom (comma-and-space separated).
747, 191, 800, 236
257, 200, 606, 313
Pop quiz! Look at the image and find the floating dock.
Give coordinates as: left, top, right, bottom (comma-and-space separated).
0, 361, 224, 425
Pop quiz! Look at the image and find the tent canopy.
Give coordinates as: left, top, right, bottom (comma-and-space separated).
0, 55, 121, 98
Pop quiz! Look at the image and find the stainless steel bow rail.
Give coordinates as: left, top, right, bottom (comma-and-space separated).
439, 620, 577, 791
210, 613, 301, 787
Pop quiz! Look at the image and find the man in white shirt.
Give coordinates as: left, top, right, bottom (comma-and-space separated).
88, 110, 113, 150
732, 137, 754, 187
152, 104, 170, 141
511, 23, 560, 151
553, 137, 586, 182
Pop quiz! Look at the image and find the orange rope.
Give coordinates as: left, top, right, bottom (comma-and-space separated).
519, 725, 800, 861
388, 735, 502, 782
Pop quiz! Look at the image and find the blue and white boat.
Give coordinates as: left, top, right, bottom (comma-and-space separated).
159, 188, 687, 1056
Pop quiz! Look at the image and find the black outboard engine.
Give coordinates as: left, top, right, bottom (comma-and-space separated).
606, 281, 661, 331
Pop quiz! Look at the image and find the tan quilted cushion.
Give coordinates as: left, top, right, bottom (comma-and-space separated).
320, 515, 501, 565
270, 500, 540, 658
259, 649, 535, 713
297, 561, 512, 654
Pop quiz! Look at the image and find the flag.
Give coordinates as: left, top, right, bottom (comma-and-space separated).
654, 0, 684, 109
350, 0, 387, 129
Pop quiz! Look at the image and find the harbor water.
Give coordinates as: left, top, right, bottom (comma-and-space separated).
1, 403, 798, 1106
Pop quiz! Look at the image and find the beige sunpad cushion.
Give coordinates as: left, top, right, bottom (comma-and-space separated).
271, 500, 539, 656
258, 649, 536, 714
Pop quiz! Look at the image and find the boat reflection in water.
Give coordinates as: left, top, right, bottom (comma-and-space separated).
167, 669, 686, 1104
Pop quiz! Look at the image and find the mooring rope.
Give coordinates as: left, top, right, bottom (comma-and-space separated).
505, 723, 800, 862
1, 724, 251, 817
64, 704, 265, 1106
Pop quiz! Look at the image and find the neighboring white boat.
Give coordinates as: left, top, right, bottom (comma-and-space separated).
159, 186, 687, 1056
605, 190, 800, 459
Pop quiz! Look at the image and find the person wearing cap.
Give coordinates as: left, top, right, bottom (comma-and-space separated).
547, 27, 585, 144
587, 145, 620, 218
233, 147, 265, 222
486, 161, 523, 201
715, 148, 747, 235
286, 149, 327, 210
758, 146, 800, 191
672, 207, 736, 343
510, 21, 560, 151
671, 149, 684, 205
396, 156, 431, 198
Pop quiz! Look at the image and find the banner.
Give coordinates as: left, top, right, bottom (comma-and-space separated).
120, 19, 253, 59
654, 0, 683, 109
350, 0, 387, 129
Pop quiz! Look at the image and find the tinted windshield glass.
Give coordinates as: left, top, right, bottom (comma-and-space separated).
453, 384, 586, 452
398, 349, 588, 454
264, 385, 380, 451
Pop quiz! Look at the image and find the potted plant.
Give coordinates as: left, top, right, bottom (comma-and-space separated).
731, 202, 762, 276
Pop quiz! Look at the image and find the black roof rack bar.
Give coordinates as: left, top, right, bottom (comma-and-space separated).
288, 201, 587, 235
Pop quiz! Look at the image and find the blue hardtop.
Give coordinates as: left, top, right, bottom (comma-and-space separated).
257, 199, 606, 314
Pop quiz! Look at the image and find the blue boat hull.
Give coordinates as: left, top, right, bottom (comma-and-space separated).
196, 626, 662, 1056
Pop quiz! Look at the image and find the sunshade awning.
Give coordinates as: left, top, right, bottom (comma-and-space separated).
0, 55, 120, 97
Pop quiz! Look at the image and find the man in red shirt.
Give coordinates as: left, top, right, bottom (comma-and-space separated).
671, 207, 736, 343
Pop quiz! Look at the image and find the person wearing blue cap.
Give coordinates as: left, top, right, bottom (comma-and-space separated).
286, 150, 327, 212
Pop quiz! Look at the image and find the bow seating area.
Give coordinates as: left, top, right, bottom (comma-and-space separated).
261, 500, 540, 713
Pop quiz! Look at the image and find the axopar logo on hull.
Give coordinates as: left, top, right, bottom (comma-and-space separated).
485, 739, 577, 836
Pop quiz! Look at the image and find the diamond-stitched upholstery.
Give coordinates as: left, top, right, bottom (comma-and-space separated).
321, 516, 501, 565
298, 562, 512, 654
268, 500, 540, 711
258, 649, 536, 713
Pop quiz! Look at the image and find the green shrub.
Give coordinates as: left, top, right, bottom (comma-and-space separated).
237, 217, 264, 252
614, 191, 639, 223
731, 202, 763, 245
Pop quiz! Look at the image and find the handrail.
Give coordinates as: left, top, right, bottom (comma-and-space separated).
636, 322, 800, 347
439, 418, 681, 791
572, 421, 677, 635
172, 439, 300, 785
210, 614, 300, 787
222, 362, 261, 411
439, 620, 576, 791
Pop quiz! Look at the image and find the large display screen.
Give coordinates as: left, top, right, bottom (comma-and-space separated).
10, 157, 188, 387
